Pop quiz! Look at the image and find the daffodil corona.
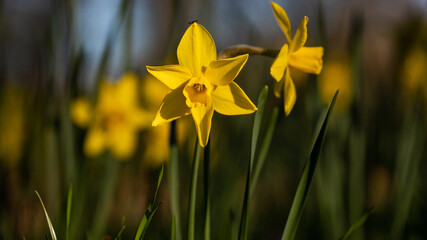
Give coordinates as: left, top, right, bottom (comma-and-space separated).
270, 1, 324, 116
147, 23, 257, 147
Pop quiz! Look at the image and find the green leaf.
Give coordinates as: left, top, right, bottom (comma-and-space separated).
238, 86, 269, 240
339, 208, 373, 240
135, 165, 164, 240
251, 107, 279, 195
66, 185, 73, 240
187, 139, 202, 240
281, 90, 339, 240
35, 191, 57, 240
115, 218, 126, 240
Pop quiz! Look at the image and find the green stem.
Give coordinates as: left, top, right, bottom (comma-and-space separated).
187, 139, 202, 240
204, 140, 211, 240
91, 154, 119, 239
169, 121, 182, 240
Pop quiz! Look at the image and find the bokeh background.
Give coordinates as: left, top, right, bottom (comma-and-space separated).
1, 0, 426, 239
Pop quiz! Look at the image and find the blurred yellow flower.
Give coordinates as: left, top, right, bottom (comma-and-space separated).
71, 73, 152, 160
318, 56, 353, 111
0, 86, 25, 167
147, 23, 257, 147
270, 1, 324, 116
401, 46, 427, 100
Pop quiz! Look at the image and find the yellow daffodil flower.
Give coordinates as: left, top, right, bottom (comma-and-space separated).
147, 23, 257, 147
270, 1, 324, 116
0, 86, 25, 167
70, 73, 152, 160
318, 55, 353, 111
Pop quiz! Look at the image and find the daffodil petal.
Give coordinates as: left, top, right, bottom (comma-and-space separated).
70, 97, 92, 127
108, 126, 136, 160
152, 83, 191, 126
289, 47, 324, 74
84, 127, 105, 158
177, 23, 217, 75
289, 16, 308, 53
212, 82, 257, 115
270, 44, 289, 82
273, 77, 284, 98
116, 73, 140, 106
271, 1, 292, 43
283, 69, 296, 116
191, 103, 214, 147
146, 65, 192, 89
205, 54, 248, 86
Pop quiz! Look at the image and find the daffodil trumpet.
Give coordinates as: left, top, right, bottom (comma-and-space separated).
147, 22, 257, 147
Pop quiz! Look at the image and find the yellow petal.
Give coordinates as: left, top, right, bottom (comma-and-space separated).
270, 44, 289, 82
108, 126, 136, 160
271, 1, 292, 42
273, 77, 284, 98
212, 82, 257, 115
289, 47, 324, 74
191, 103, 214, 147
205, 54, 248, 86
115, 73, 140, 107
146, 65, 192, 89
289, 16, 308, 53
70, 97, 92, 127
152, 83, 191, 126
177, 23, 217, 76
283, 69, 296, 116
84, 127, 105, 158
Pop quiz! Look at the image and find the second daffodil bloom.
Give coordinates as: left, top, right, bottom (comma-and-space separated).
147, 23, 257, 147
270, 1, 324, 116
70, 73, 152, 160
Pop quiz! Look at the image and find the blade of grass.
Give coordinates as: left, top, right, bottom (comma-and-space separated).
169, 121, 182, 240
35, 191, 57, 240
187, 139, 202, 240
250, 106, 279, 195
204, 140, 211, 240
115, 218, 126, 240
339, 208, 373, 240
238, 86, 269, 240
66, 185, 72, 240
135, 165, 164, 240
281, 90, 339, 240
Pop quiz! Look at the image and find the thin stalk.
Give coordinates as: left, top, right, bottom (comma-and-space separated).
204, 140, 211, 240
187, 139, 202, 240
91, 154, 119, 240
169, 121, 182, 240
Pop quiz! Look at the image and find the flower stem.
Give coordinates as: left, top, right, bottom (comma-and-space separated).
169, 121, 182, 240
204, 140, 211, 240
187, 138, 202, 240
218, 44, 279, 60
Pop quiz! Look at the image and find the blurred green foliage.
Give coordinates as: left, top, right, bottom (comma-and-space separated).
0, 0, 426, 239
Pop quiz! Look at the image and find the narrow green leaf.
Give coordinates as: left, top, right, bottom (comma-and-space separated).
35, 191, 57, 240
251, 107, 279, 195
135, 165, 164, 240
171, 216, 176, 240
339, 208, 373, 240
238, 86, 269, 240
66, 185, 73, 240
187, 139, 202, 240
115, 218, 126, 240
281, 90, 339, 240
250, 85, 269, 169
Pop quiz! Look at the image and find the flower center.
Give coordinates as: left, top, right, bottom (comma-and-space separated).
183, 77, 212, 108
